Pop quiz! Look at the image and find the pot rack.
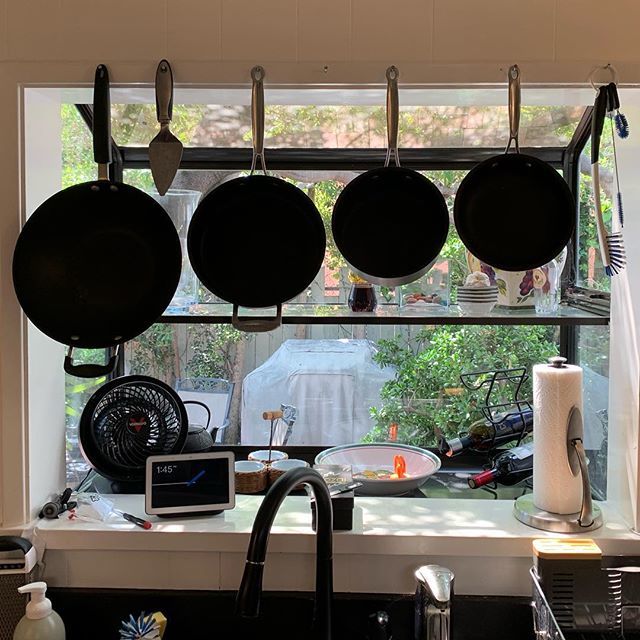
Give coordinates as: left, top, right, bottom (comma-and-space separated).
73, 102, 609, 332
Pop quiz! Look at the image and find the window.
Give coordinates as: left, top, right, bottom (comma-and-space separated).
62, 93, 608, 499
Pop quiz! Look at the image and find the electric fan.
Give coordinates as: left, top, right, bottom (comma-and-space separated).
79, 375, 188, 485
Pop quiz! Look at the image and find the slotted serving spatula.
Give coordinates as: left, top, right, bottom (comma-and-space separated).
149, 59, 183, 195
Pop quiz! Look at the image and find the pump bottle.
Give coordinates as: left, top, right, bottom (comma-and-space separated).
13, 581, 66, 640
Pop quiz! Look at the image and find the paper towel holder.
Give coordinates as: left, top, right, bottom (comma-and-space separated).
514, 405, 603, 533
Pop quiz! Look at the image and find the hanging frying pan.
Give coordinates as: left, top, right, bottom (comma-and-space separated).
187, 66, 326, 332
453, 65, 575, 272
12, 65, 182, 377
331, 66, 449, 286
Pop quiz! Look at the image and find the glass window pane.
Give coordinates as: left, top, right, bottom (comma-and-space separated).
576, 325, 610, 499
123, 323, 559, 448
111, 104, 585, 149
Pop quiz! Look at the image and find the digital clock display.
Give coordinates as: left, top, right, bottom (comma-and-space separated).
145, 452, 235, 515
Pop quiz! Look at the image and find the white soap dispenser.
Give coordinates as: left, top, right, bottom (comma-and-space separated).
13, 581, 66, 640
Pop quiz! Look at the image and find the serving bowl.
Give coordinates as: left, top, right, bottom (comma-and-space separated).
457, 299, 497, 316
315, 443, 441, 496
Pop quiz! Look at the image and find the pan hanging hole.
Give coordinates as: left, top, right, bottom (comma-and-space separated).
91, 185, 99, 192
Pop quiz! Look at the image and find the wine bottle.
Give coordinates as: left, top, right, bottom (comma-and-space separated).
441, 409, 533, 457
468, 442, 534, 489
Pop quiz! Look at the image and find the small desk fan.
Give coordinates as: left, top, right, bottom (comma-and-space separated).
79, 375, 188, 489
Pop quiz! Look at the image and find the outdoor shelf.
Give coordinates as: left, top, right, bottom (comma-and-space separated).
159, 303, 609, 326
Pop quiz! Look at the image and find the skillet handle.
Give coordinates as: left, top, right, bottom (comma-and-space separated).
93, 64, 112, 170
505, 64, 521, 153
591, 86, 608, 165
155, 59, 174, 124
385, 66, 400, 167
64, 346, 119, 378
232, 304, 282, 333
250, 66, 266, 173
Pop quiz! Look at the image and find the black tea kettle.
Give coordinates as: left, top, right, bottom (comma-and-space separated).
182, 400, 215, 453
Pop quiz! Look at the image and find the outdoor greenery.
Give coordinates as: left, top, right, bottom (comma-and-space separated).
365, 325, 558, 446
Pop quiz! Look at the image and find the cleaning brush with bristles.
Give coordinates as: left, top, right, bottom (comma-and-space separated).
119, 612, 160, 640
592, 85, 626, 276
606, 82, 627, 227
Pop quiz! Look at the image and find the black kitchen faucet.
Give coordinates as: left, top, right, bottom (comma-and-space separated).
236, 467, 334, 640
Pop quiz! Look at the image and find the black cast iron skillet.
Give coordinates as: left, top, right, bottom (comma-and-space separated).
453, 65, 575, 272
12, 65, 182, 377
331, 66, 449, 286
188, 66, 326, 332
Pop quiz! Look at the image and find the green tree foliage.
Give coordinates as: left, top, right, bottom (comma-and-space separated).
366, 325, 558, 446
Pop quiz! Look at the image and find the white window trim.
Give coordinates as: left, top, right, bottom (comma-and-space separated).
1, 66, 639, 548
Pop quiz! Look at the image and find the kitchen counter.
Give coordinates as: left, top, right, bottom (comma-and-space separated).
21, 495, 640, 596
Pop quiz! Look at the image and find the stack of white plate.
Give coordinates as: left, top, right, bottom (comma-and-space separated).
456, 285, 498, 315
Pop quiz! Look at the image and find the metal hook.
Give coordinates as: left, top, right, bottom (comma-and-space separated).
588, 63, 618, 90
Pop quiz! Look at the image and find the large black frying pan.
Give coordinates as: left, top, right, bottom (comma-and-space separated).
188, 66, 326, 332
454, 65, 575, 272
12, 65, 182, 377
331, 66, 449, 286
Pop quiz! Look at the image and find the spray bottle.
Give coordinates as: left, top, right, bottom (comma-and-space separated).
13, 581, 66, 640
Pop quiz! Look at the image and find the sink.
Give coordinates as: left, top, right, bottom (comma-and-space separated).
49, 588, 534, 640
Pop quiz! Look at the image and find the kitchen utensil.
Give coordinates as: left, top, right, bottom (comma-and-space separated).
182, 400, 215, 453
187, 66, 326, 332
234, 460, 268, 494
331, 66, 449, 286
454, 65, 575, 272
79, 375, 188, 485
591, 83, 626, 276
606, 82, 626, 226
149, 60, 183, 196
12, 65, 181, 377
315, 443, 441, 496
263, 404, 298, 454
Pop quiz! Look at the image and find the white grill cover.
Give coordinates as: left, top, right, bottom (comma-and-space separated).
241, 339, 394, 445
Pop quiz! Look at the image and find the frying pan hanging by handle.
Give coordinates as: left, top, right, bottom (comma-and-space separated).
453, 64, 575, 272
186, 67, 326, 333
12, 65, 182, 377
231, 66, 282, 333
331, 66, 449, 286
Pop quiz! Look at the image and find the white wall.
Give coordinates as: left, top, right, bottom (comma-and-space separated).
3, 0, 640, 527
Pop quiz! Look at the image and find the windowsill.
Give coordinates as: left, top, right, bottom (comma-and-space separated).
12, 495, 638, 595
30, 494, 638, 556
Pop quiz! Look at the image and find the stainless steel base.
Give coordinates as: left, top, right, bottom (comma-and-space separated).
514, 493, 603, 533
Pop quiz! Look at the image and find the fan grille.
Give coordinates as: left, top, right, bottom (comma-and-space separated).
81, 376, 187, 482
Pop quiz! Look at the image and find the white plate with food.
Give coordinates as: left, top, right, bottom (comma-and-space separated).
315, 443, 441, 496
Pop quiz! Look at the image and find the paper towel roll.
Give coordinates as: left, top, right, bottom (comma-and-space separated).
533, 359, 583, 514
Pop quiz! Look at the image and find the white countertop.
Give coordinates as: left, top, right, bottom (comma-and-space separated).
30, 494, 640, 557
7, 495, 637, 595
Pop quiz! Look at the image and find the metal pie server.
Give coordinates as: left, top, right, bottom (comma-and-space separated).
149, 59, 183, 195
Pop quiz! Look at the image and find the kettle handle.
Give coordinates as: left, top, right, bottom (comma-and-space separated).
183, 400, 212, 430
